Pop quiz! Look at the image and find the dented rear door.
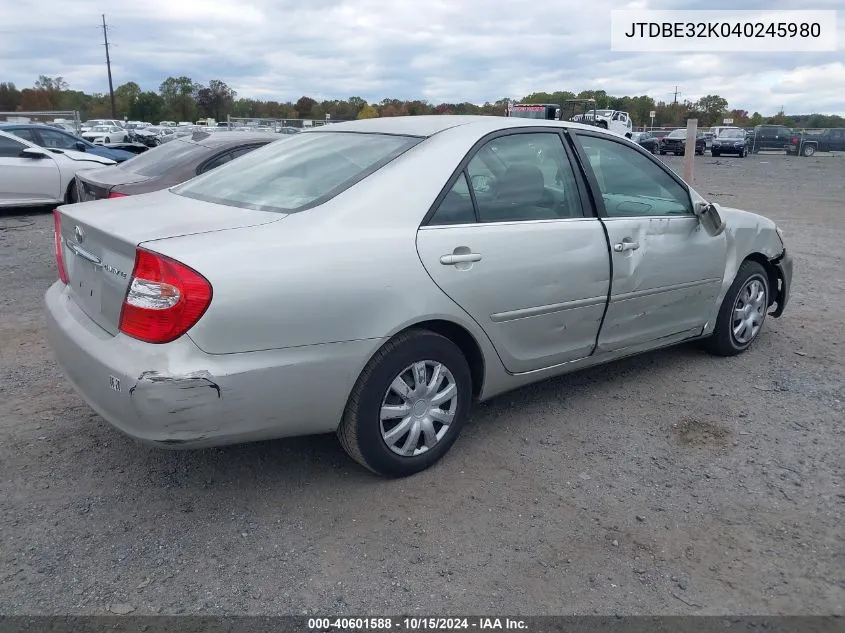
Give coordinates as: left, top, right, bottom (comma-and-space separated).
597, 216, 726, 352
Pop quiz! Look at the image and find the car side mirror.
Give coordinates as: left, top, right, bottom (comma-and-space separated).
19, 148, 48, 159
694, 201, 726, 236
75, 141, 87, 151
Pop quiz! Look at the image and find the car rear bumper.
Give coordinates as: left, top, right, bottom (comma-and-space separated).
45, 282, 379, 448
770, 249, 792, 318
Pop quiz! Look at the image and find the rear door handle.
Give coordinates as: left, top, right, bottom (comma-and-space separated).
440, 253, 482, 265
613, 240, 640, 252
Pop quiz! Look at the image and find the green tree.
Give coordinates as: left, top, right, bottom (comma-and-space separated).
159, 76, 198, 121
294, 96, 317, 118
195, 79, 237, 120
749, 111, 763, 126
114, 81, 142, 118
357, 104, 379, 119
132, 91, 164, 123
696, 94, 728, 126
0, 82, 21, 110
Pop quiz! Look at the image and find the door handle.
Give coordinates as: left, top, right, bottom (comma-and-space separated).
440, 252, 482, 265
613, 240, 640, 252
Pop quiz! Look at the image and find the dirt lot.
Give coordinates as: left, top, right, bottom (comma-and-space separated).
1, 153, 843, 616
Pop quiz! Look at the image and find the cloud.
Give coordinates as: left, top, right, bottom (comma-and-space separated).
0, 0, 842, 114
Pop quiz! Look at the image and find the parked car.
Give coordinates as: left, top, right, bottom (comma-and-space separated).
711, 128, 748, 157
0, 123, 136, 163
786, 128, 845, 157
747, 125, 793, 153
81, 125, 130, 144
0, 129, 115, 207
74, 130, 276, 200
659, 129, 706, 155
80, 119, 124, 133
133, 126, 177, 147
46, 115, 792, 477
631, 131, 658, 154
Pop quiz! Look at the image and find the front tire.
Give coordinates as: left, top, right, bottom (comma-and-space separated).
702, 260, 770, 357
338, 329, 472, 477
712, 150, 720, 157
104, 136, 111, 144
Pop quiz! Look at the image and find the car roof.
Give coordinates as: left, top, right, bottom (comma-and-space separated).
189, 130, 279, 148
0, 123, 73, 131
305, 114, 608, 138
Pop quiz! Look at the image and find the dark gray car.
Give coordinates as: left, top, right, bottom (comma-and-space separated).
74, 130, 277, 201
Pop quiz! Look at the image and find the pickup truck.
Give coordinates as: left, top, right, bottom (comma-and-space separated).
786, 128, 845, 157
746, 125, 793, 153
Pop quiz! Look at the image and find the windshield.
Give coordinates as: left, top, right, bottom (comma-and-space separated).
83, 120, 104, 126
173, 132, 421, 214
595, 110, 613, 117
667, 130, 687, 139
90, 126, 111, 132
119, 138, 209, 177
718, 129, 745, 139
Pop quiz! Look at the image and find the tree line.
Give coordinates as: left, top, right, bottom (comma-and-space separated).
1, 75, 842, 130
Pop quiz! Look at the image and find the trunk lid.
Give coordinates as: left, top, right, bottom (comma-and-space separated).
57, 189, 284, 335
76, 165, 150, 201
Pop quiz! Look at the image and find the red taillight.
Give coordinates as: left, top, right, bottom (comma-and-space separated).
118, 248, 212, 344
108, 192, 128, 198
53, 209, 69, 284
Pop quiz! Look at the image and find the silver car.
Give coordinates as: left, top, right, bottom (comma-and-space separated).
45, 115, 793, 477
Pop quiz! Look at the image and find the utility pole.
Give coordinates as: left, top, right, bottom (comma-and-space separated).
101, 14, 116, 118
673, 85, 679, 106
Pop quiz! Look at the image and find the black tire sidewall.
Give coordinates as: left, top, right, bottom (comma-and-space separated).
352, 333, 472, 477
714, 262, 769, 354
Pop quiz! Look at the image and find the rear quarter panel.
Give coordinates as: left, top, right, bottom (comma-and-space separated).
145, 129, 501, 361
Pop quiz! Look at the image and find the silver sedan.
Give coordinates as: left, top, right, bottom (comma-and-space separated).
45, 115, 793, 477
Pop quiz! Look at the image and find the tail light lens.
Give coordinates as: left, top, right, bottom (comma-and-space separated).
118, 248, 212, 344
108, 192, 127, 199
791, 137, 799, 144
53, 209, 69, 284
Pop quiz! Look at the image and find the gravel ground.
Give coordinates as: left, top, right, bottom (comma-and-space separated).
0, 153, 843, 616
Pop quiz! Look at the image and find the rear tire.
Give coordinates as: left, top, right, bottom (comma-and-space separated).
712, 150, 720, 157
338, 329, 472, 477
64, 179, 78, 205
701, 260, 770, 357
802, 144, 816, 157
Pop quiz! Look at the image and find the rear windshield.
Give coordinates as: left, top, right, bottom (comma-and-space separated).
119, 138, 209, 177
172, 132, 421, 213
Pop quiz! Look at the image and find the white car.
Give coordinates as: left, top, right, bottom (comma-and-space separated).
80, 119, 124, 133
572, 109, 633, 138
81, 125, 130, 144
0, 130, 116, 207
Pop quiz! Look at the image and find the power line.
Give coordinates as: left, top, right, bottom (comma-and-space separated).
101, 14, 116, 118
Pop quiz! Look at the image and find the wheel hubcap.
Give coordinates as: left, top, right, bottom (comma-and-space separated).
380, 361, 458, 457
731, 278, 767, 345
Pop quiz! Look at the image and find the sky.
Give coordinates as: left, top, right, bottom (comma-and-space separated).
1, 0, 843, 115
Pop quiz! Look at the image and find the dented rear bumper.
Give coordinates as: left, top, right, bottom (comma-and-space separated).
769, 248, 792, 318
44, 282, 379, 447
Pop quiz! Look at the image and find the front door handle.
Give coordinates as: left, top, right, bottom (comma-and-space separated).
440, 252, 482, 265
613, 240, 640, 252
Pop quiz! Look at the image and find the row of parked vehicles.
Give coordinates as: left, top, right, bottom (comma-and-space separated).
0, 123, 280, 208
631, 124, 845, 158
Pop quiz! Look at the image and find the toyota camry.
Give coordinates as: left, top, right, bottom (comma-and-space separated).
45, 116, 792, 477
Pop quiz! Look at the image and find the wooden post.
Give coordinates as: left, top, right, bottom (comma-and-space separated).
684, 118, 697, 183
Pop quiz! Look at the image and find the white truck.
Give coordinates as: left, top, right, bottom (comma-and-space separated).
570, 108, 633, 138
